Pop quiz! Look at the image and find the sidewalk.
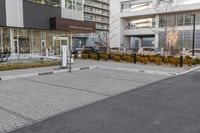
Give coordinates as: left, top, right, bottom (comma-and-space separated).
0, 59, 188, 78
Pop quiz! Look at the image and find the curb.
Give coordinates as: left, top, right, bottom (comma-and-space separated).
177, 65, 200, 75
0, 66, 98, 81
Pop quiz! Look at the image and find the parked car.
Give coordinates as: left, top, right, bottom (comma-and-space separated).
185, 49, 200, 58
82, 46, 98, 53
110, 47, 125, 56
138, 47, 160, 55
72, 48, 82, 54
124, 48, 134, 55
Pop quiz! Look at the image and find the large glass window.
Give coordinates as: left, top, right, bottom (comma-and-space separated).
2, 28, 10, 53
26, 0, 61, 7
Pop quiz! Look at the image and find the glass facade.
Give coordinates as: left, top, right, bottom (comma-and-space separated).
159, 13, 194, 28
25, 0, 83, 11
125, 18, 155, 29
26, 0, 61, 7
121, 1, 153, 12
0, 27, 68, 55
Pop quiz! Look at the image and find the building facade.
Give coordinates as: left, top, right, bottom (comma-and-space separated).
0, 0, 95, 57
110, 0, 200, 50
73, 0, 110, 48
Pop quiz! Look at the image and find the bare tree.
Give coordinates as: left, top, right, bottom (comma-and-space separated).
106, 18, 118, 54
167, 27, 178, 55
152, 0, 181, 53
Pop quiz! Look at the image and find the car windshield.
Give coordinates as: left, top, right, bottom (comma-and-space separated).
143, 48, 154, 51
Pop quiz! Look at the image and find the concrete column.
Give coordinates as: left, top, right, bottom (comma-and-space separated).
155, 15, 159, 48
10, 29, 14, 55
31, 30, 33, 55
138, 37, 142, 48
123, 36, 131, 48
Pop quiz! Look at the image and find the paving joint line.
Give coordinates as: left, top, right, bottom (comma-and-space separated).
23, 78, 111, 97
0, 106, 35, 123
73, 72, 149, 84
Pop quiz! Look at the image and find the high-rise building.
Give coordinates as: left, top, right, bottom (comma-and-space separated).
73, 0, 110, 48
0, 0, 95, 57
110, 0, 200, 50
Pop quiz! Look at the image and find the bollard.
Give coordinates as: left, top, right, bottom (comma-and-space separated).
180, 55, 183, 67
97, 51, 100, 61
134, 52, 137, 64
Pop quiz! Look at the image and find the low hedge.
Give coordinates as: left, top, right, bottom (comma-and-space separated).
0, 60, 61, 71
100, 53, 109, 61
80, 51, 200, 67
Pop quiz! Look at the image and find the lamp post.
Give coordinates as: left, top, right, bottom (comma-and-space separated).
191, 14, 196, 56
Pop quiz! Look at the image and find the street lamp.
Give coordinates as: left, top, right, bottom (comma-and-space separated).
191, 14, 196, 56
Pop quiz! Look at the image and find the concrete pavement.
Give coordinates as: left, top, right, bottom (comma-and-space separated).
9, 69, 200, 133
0, 66, 170, 133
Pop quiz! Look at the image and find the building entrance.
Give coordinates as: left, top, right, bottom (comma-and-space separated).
14, 39, 19, 54
53, 36, 69, 56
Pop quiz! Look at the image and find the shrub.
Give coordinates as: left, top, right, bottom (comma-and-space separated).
100, 53, 109, 61
163, 57, 169, 64
170, 58, 175, 65
192, 58, 200, 65
82, 53, 88, 59
111, 54, 121, 62
122, 55, 133, 63
88, 53, 97, 60
174, 58, 180, 66
149, 56, 155, 62
143, 58, 148, 64
185, 59, 192, 66
155, 57, 162, 65
126, 56, 133, 63
0, 61, 61, 71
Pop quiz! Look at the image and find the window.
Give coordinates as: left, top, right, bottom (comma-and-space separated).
159, 16, 165, 27
177, 14, 184, 26
185, 14, 192, 25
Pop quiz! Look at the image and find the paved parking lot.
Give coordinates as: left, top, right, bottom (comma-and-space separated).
0, 67, 171, 133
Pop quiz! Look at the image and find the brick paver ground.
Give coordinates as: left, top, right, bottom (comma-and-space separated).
0, 67, 171, 133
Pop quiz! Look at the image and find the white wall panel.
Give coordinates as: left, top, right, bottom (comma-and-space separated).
61, 8, 83, 21
6, 0, 24, 27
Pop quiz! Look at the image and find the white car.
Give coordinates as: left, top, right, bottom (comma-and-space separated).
110, 47, 125, 55
138, 47, 159, 55
185, 49, 200, 58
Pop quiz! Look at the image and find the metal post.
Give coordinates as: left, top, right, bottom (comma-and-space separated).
192, 14, 196, 56
97, 50, 100, 61
134, 52, 137, 64
68, 33, 72, 72
180, 54, 183, 67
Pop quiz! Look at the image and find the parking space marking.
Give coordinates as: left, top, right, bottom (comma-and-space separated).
23, 78, 111, 97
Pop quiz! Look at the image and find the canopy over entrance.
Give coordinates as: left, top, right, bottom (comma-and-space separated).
50, 17, 96, 33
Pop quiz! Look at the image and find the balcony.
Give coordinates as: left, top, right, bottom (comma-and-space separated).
84, 0, 109, 10
124, 26, 155, 36
84, 9, 109, 17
